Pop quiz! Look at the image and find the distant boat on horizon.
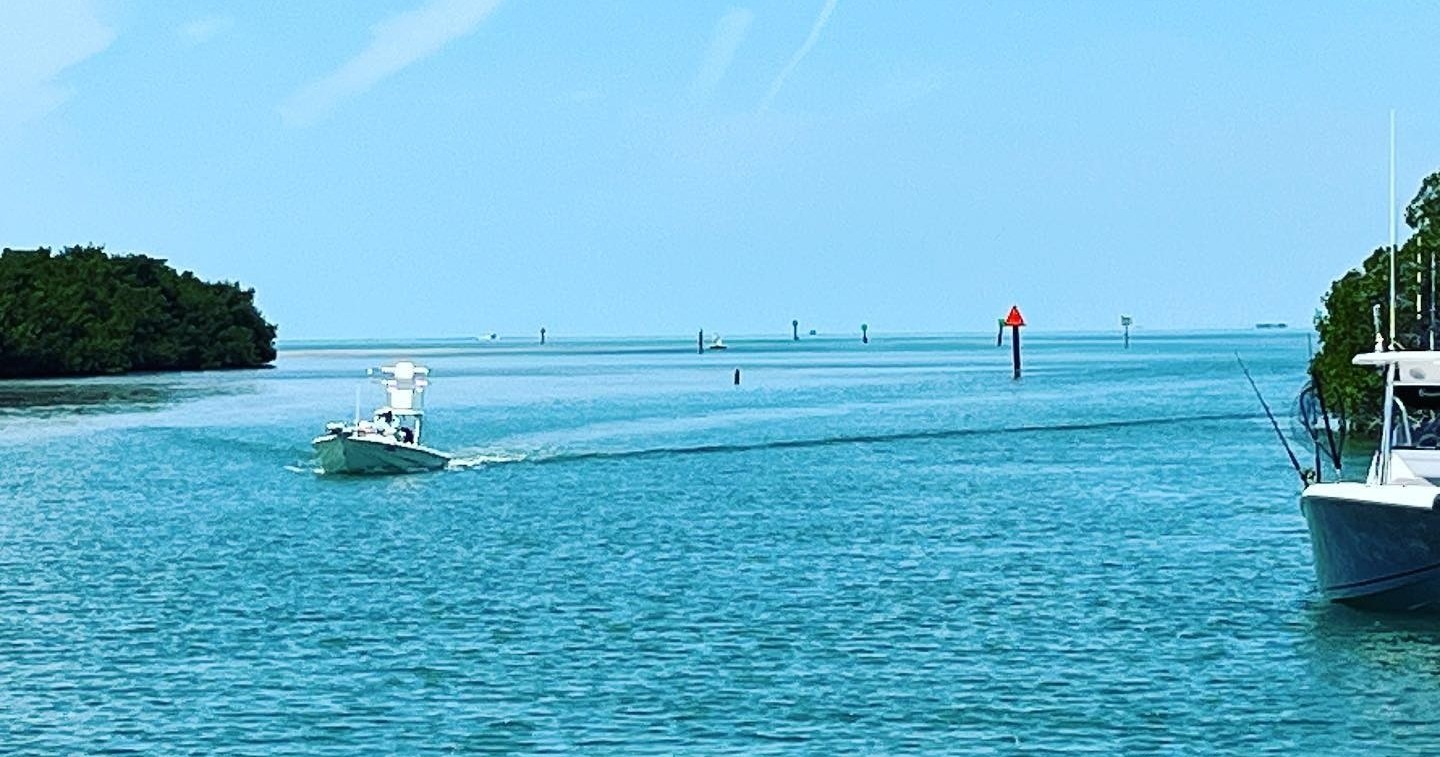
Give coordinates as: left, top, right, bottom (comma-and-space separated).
1255, 322, 1288, 329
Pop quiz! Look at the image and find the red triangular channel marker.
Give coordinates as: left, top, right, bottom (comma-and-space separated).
1004, 306, 1025, 328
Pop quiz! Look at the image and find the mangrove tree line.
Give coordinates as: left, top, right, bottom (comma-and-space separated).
1311, 170, 1440, 428
0, 245, 276, 378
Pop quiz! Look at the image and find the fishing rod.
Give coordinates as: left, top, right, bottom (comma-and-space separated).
1303, 335, 1344, 476
1311, 372, 1344, 473
1236, 354, 1307, 485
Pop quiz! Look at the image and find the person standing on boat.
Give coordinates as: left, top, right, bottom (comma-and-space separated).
374, 410, 395, 437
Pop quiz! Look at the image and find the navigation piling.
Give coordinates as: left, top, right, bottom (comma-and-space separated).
698, 330, 705, 354
1004, 306, 1026, 380
793, 320, 799, 341
734, 368, 741, 385
996, 318, 1004, 347
862, 323, 869, 344
540, 327, 546, 345
1120, 315, 1132, 349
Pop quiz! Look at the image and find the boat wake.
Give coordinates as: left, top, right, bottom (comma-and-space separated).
448, 450, 530, 469
442, 412, 1258, 471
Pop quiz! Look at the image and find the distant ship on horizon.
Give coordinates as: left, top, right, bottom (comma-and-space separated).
1255, 322, 1288, 329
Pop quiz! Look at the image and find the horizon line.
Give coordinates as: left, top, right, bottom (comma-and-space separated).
276, 325, 1314, 345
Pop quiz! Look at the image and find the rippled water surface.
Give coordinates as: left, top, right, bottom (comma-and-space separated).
3, 331, 1436, 754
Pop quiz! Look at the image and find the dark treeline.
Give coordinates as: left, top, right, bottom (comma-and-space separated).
0, 245, 276, 378
1312, 169, 1440, 432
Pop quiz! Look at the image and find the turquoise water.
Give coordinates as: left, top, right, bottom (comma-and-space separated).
3, 331, 1437, 753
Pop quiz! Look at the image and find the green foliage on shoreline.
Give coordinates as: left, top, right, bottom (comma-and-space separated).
0, 245, 276, 378
1311, 172, 1440, 430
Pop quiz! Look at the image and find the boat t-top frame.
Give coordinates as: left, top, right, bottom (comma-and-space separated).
1355, 350, 1440, 484
369, 361, 432, 442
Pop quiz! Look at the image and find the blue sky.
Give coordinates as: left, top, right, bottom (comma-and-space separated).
4, 1, 1440, 339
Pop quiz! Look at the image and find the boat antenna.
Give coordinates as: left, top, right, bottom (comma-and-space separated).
357, 366, 377, 423
1389, 108, 1397, 348
1236, 354, 1306, 484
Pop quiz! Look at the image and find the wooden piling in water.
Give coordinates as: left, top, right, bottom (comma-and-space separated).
862, 323, 869, 344
540, 327, 547, 345
792, 320, 799, 341
698, 330, 704, 354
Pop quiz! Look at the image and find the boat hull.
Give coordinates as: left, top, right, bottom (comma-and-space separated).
1301, 486, 1440, 611
312, 434, 451, 475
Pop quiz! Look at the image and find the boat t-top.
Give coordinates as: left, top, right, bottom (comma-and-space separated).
312, 361, 452, 475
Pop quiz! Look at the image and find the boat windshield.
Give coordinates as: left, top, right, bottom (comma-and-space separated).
1391, 387, 1440, 449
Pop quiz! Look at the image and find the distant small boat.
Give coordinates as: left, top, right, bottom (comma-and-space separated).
708, 335, 728, 351
312, 361, 451, 475
1255, 322, 1288, 329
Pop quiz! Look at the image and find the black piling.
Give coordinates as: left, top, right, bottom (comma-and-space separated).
734, 368, 741, 385
698, 330, 705, 354
1012, 326, 1022, 379
996, 318, 1004, 347
1004, 306, 1026, 380
1120, 315, 1132, 349
540, 327, 547, 345
792, 320, 799, 341
861, 323, 869, 344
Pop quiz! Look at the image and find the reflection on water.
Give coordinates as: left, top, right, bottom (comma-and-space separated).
1304, 600, 1440, 676
0, 377, 257, 419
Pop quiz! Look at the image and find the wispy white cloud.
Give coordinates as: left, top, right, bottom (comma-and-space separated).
279, 0, 503, 127
860, 65, 948, 118
689, 7, 753, 106
760, 0, 838, 113
178, 15, 233, 46
0, 0, 114, 128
